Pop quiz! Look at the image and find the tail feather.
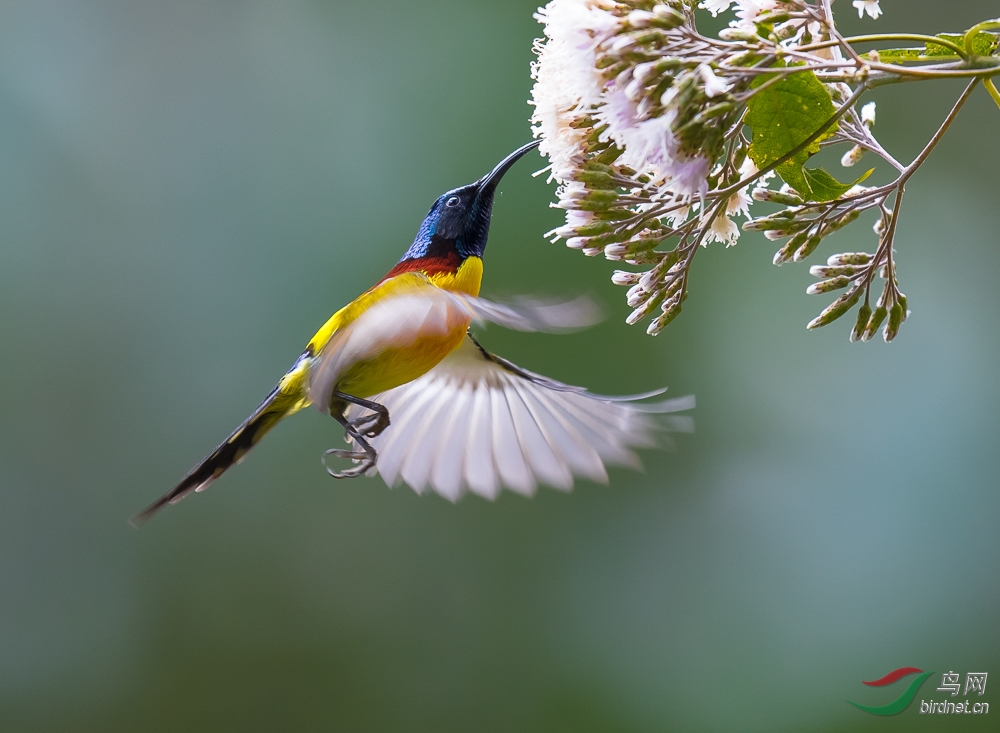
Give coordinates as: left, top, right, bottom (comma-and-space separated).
132, 380, 305, 525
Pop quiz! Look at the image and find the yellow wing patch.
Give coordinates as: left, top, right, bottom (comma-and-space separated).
306, 257, 483, 355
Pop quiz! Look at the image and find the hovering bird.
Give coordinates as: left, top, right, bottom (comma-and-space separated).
134, 141, 692, 523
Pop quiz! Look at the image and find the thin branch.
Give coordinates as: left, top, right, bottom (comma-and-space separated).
798, 33, 971, 59
899, 79, 978, 183
984, 78, 1000, 110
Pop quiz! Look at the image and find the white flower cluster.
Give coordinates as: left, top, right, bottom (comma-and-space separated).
529, 0, 902, 337
530, 0, 779, 332
704, 0, 881, 24
530, 0, 619, 183
532, 0, 734, 203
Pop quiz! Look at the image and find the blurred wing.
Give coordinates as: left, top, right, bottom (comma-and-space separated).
456, 293, 602, 333
308, 277, 602, 411
345, 335, 694, 501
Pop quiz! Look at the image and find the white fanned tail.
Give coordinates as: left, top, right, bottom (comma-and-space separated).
344, 335, 694, 501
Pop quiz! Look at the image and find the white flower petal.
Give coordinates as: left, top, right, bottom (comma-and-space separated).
852, 0, 882, 20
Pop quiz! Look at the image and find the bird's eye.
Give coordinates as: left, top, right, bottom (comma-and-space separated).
445, 196, 461, 208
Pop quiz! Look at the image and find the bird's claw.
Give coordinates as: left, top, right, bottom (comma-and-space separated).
322, 447, 376, 478
349, 411, 390, 439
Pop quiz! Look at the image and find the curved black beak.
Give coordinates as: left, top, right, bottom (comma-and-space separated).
477, 140, 540, 194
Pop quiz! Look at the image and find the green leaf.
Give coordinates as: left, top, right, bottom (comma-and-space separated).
746, 67, 840, 201
801, 166, 874, 202
876, 47, 929, 63
926, 32, 997, 57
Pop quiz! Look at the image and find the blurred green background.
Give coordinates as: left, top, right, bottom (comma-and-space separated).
0, 1, 997, 731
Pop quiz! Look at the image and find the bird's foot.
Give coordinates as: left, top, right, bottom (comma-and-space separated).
326, 391, 385, 478
334, 391, 390, 439
349, 410, 390, 439
322, 448, 376, 479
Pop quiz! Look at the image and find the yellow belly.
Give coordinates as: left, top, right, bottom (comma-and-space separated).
307, 256, 484, 401
334, 322, 468, 398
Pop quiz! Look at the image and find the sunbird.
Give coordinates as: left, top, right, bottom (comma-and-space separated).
134, 141, 692, 523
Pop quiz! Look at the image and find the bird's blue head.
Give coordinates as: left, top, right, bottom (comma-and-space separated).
398, 141, 539, 264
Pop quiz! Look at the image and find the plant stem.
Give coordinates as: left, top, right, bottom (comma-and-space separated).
899, 79, 978, 184
964, 20, 1000, 56
854, 34, 969, 58
796, 34, 969, 58
984, 78, 1000, 110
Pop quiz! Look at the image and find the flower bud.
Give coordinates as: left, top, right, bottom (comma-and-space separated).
604, 244, 627, 260
861, 305, 887, 341
850, 302, 872, 342
726, 50, 759, 66
793, 235, 824, 262
756, 10, 791, 25
626, 10, 657, 28
662, 277, 683, 300
883, 302, 903, 342
575, 220, 617, 237
575, 169, 617, 189
806, 275, 852, 295
611, 270, 640, 286
658, 249, 681, 270
774, 232, 809, 265
727, 143, 745, 169
898, 293, 908, 322
840, 146, 865, 168
826, 252, 871, 266
631, 8, 684, 30
638, 269, 659, 290
630, 31, 666, 47
861, 101, 876, 127
632, 61, 657, 85
625, 250, 662, 265
809, 265, 860, 278
626, 283, 649, 308
695, 101, 735, 121
593, 146, 624, 166
647, 301, 681, 335
752, 189, 803, 206
743, 214, 801, 231
806, 285, 863, 329
626, 292, 663, 325
719, 27, 759, 42
609, 35, 636, 54
652, 5, 685, 28
624, 76, 646, 102
824, 209, 861, 233
773, 21, 800, 42
577, 190, 620, 211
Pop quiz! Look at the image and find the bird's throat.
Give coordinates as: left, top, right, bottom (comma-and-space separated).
382, 254, 482, 296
